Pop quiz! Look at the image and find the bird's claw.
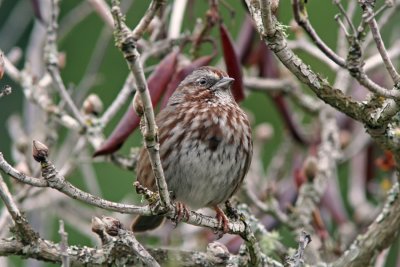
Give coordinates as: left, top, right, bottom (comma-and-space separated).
214, 206, 230, 235
173, 202, 190, 227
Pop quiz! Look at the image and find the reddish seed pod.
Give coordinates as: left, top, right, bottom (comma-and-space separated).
0, 52, 4, 80
258, 42, 309, 145
236, 15, 256, 65
219, 23, 245, 103
93, 107, 140, 157
93, 50, 179, 157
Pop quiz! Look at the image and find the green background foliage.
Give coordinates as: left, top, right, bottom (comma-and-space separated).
0, 1, 399, 266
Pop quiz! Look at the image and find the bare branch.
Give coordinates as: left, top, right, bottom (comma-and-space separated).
333, 182, 400, 267
365, 39, 400, 72
0, 148, 248, 235
168, 0, 188, 38
246, 0, 365, 122
259, 0, 275, 36
100, 75, 135, 126
87, 0, 114, 28
292, 0, 346, 67
286, 231, 312, 267
58, 220, 70, 267
92, 216, 161, 266
0, 173, 38, 244
111, 0, 171, 209
132, 0, 166, 41
364, 5, 400, 84
0, 236, 251, 266
45, 0, 86, 127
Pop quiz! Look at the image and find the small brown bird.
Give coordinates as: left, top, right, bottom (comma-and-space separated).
132, 66, 253, 232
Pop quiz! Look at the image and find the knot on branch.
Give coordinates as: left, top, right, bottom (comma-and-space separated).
206, 242, 231, 264
134, 181, 169, 215
111, 1, 137, 61
10, 216, 40, 245
346, 37, 363, 78
92, 216, 123, 244
91, 216, 159, 266
134, 181, 158, 204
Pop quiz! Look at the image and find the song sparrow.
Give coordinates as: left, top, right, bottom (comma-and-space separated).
132, 66, 253, 232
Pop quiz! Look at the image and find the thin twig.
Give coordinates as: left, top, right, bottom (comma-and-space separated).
100, 75, 135, 126
0, 150, 247, 234
365, 5, 400, 84
58, 220, 70, 267
244, 183, 289, 224
58, 1, 92, 40
244, 76, 321, 113
1, 51, 20, 81
168, 0, 188, 38
0, 173, 38, 244
292, 0, 346, 67
365, 39, 400, 72
333, 0, 357, 34
246, 0, 365, 122
87, 0, 114, 28
45, 0, 86, 126
111, 0, 171, 209
333, 182, 400, 267
363, 2, 400, 50
286, 231, 312, 267
132, 0, 166, 40
74, 26, 113, 104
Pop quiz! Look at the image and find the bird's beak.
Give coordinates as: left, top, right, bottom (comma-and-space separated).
215, 77, 234, 89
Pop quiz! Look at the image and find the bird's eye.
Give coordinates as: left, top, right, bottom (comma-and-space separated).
198, 78, 207, 86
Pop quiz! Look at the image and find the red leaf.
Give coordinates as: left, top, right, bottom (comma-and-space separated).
219, 23, 245, 102
0, 52, 4, 80
93, 51, 179, 157
236, 15, 257, 65
258, 42, 309, 145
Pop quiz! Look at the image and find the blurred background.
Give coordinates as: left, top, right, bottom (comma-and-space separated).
0, 0, 399, 266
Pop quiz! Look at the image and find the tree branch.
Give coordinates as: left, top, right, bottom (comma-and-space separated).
0, 144, 248, 235
246, 0, 365, 122
332, 182, 400, 267
0, 173, 38, 244
292, 0, 347, 68
364, 4, 400, 85
45, 0, 86, 127
111, 0, 171, 210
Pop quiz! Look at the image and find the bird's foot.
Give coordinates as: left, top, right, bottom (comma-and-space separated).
172, 202, 190, 227
214, 206, 229, 234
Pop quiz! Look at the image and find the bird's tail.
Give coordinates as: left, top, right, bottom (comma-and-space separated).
131, 215, 165, 232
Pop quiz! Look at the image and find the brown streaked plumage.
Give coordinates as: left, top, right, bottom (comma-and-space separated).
132, 66, 253, 232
